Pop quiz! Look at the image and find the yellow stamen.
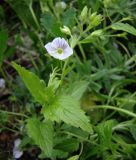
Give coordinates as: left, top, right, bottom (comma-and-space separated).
57, 48, 63, 54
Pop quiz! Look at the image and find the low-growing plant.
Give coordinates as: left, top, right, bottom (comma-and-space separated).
0, 0, 136, 159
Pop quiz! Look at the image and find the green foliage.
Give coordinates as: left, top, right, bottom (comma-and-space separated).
12, 62, 53, 105
61, 9, 76, 28
26, 118, 53, 157
130, 125, 136, 141
96, 120, 113, 151
67, 155, 79, 160
13, 62, 92, 133
1, 0, 136, 159
55, 138, 79, 153
42, 94, 93, 133
0, 30, 8, 65
41, 12, 63, 37
111, 22, 136, 36
6, 0, 39, 29
65, 81, 88, 100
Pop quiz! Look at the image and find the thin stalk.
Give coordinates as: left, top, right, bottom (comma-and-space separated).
29, 6, 40, 31
78, 44, 86, 62
60, 59, 69, 84
27, 52, 39, 72
0, 109, 28, 118
2, 126, 20, 134
91, 105, 136, 118
0, 67, 7, 80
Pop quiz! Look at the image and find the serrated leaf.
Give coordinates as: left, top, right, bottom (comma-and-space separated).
96, 120, 113, 150
61, 9, 76, 28
41, 12, 63, 37
111, 22, 136, 36
26, 118, 53, 157
55, 138, 79, 153
42, 94, 93, 133
12, 62, 54, 105
66, 81, 88, 100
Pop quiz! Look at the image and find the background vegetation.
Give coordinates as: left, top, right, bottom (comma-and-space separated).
0, 0, 136, 159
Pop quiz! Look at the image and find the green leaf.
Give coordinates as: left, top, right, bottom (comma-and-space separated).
6, 0, 38, 29
12, 62, 54, 105
55, 138, 79, 153
80, 30, 103, 44
0, 30, 8, 65
26, 118, 53, 157
61, 9, 76, 28
111, 22, 136, 36
129, 125, 136, 141
96, 120, 113, 150
66, 81, 88, 100
67, 155, 79, 160
41, 12, 63, 37
42, 94, 93, 133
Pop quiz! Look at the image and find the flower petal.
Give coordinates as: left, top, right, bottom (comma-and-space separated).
45, 42, 57, 53
13, 139, 23, 159
52, 37, 68, 49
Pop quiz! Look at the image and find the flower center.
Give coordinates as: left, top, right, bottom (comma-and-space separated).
57, 48, 63, 54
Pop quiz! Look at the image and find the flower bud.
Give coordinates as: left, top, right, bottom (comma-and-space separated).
80, 6, 88, 21
91, 29, 103, 37
89, 12, 103, 28
55, 2, 67, 11
60, 26, 71, 35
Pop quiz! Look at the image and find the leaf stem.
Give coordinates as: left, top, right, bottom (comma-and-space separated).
78, 44, 86, 62
60, 59, 69, 84
91, 105, 136, 118
0, 109, 28, 118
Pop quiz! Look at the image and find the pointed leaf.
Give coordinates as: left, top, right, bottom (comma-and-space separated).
111, 22, 136, 36
12, 62, 53, 105
41, 12, 63, 37
26, 118, 53, 157
66, 81, 88, 100
42, 94, 93, 133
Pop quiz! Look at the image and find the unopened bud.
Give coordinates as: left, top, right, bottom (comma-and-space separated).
91, 29, 103, 37
80, 6, 88, 21
55, 2, 67, 10
60, 26, 71, 35
89, 12, 103, 28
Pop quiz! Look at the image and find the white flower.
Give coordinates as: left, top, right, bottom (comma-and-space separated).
0, 78, 5, 89
45, 37, 73, 60
13, 139, 23, 159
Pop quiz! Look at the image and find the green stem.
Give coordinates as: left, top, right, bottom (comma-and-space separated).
91, 105, 136, 118
78, 44, 86, 62
28, 52, 39, 72
60, 59, 69, 84
0, 67, 6, 80
29, 6, 40, 31
0, 109, 28, 118
2, 126, 20, 134
60, 131, 95, 144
